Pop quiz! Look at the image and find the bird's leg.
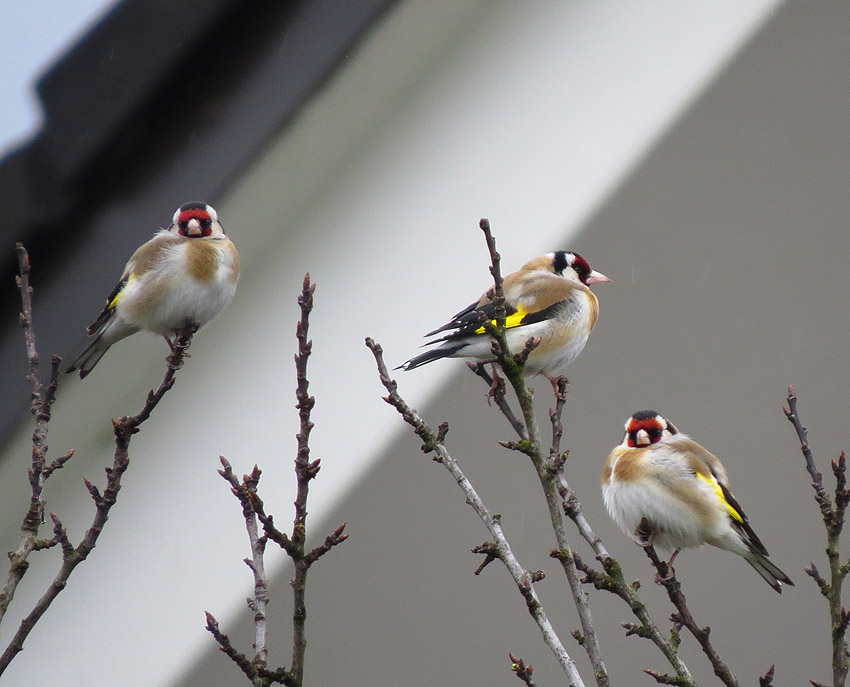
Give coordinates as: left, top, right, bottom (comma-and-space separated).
653, 548, 680, 585
486, 364, 504, 404
163, 335, 191, 357
543, 373, 568, 396
162, 323, 199, 371
177, 322, 199, 341
635, 517, 658, 547
164, 323, 199, 357
635, 518, 677, 584
666, 548, 681, 569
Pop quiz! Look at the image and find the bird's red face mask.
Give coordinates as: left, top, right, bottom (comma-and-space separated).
177, 208, 213, 237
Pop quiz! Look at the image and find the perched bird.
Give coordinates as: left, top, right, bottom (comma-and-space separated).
602, 410, 794, 593
398, 251, 610, 380
67, 202, 240, 379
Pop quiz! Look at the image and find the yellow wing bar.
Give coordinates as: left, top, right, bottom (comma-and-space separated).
474, 306, 528, 334
697, 472, 744, 524
108, 274, 136, 310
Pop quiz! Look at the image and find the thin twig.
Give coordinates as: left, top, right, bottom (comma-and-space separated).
476, 222, 610, 687
509, 653, 537, 687
643, 668, 690, 685
205, 612, 296, 687
565, 535, 694, 684
366, 337, 585, 687
206, 611, 264, 679
640, 540, 738, 687
217, 459, 274, 684
480, 218, 506, 330
784, 385, 850, 687
209, 275, 346, 687
548, 378, 568, 464
290, 273, 317, 686
784, 384, 833, 521
0, 247, 62, 627
214, 456, 346, 687
472, 542, 500, 575
468, 362, 527, 440
0, 312, 194, 675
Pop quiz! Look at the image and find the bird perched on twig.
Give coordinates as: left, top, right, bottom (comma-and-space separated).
398, 251, 610, 381
67, 202, 240, 379
602, 410, 794, 593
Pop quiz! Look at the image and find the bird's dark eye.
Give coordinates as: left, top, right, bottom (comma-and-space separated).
571, 255, 591, 283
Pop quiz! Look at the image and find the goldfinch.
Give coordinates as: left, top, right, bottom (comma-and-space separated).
602, 410, 793, 593
67, 202, 240, 379
398, 251, 610, 379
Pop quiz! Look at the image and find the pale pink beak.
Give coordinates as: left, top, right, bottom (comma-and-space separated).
186, 218, 203, 237
586, 270, 612, 285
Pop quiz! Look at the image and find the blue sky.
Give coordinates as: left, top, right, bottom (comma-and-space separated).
0, 1, 117, 156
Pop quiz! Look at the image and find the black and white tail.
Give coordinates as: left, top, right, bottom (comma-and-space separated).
744, 549, 794, 593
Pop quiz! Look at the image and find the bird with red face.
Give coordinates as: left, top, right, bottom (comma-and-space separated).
602, 410, 793, 593
399, 251, 611, 381
68, 202, 240, 378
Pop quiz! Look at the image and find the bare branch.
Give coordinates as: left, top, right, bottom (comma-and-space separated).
226, 461, 272, 674
644, 668, 689, 685
0, 247, 63, 627
215, 458, 346, 687
784, 384, 833, 522
43, 449, 75, 479
205, 611, 258, 678
48, 513, 74, 560
807, 562, 828, 594
640, 539, 738, 687
509, 653, 537, 687
468, 226, 610, 686
784, 385, 850, 687
289, 273, 317, 686
305, 523, 349, 564
367, 337, 586, 687
548, 377, 568, 463
472, 541, 501, 576
205, 611, 297, 686
468, 362, 527, 440
833, 451, 849, 532
0, 315, 193, 675
479, 218, 506, 329
211, 276, 345, 687
257, 510, 295, 557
